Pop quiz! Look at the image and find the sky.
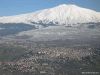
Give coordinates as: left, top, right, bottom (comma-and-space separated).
0, 0, 100, 16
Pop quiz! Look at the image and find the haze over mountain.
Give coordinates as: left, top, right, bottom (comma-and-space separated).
0, 4, 100, 27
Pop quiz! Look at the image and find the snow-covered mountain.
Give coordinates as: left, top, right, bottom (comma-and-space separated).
0, 4, 100, 26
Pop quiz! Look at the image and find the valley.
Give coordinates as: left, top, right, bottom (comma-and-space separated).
0, 37, 100, 75
0, 23, 100, 75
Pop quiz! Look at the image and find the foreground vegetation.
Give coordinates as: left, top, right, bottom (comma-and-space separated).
0, 40, 100, 75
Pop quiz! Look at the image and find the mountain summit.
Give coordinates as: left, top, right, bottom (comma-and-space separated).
0, 4, 100, 25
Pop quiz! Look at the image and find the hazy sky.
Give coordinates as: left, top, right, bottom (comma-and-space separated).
0, 0, 100, 16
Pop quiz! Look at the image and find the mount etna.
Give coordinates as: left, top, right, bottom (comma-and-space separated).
0, 4, 100, 75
